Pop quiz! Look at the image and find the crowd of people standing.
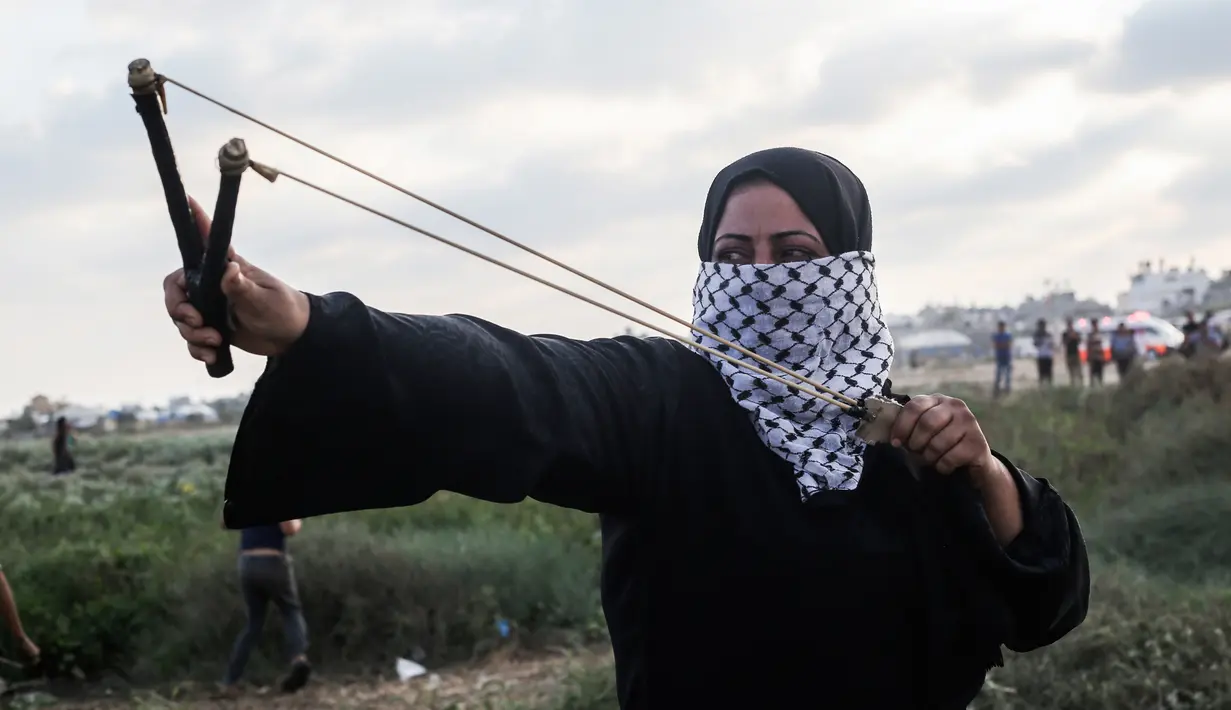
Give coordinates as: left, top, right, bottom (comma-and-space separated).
992, 310, 1226, 397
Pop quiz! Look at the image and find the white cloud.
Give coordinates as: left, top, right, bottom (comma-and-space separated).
1, 0, 1229, 414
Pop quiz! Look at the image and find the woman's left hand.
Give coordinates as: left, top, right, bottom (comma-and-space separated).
888, 394, 1002, 486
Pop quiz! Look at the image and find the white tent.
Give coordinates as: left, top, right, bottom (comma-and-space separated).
895, 329, 974, 352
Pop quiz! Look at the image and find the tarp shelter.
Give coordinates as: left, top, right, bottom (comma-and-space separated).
895, 329, 975, 364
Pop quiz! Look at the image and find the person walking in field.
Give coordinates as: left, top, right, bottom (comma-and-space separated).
220, 520, 312, 696
991, 320, 1014, 398
0, 564, 39, 666
1060, 319, 1083, 387
52, 417, 76, 475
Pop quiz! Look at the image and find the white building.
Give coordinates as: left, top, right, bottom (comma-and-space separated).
168, 401, 220, 424
1117, 260, 1211, 315
51, 405, 114, 432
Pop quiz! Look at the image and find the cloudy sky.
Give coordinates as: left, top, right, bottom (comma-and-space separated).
0, 0, 1228, 414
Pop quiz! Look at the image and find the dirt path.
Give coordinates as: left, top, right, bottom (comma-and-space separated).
890, 357, 1127, 392
11, 646, 614, 710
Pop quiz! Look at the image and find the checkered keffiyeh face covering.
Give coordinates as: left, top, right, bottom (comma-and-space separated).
691, 252, 895, 498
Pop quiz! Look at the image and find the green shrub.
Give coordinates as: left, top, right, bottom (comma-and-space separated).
542, 664, 621, 710
1, 541, 177, 678
0, 430, 604, 685
134, 524, 603, 681
978, 563, 1231, 709
1091, 481, 1231, 586
1106, 357, 1231, 438
2, 356, 1231, 707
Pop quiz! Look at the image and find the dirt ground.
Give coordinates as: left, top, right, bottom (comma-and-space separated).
889, 356, 1127, 393
5, 646, 614, 710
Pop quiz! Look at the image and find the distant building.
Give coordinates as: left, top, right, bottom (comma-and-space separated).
916, 305, 1015, 333
1202, 270, 1231, 311
883, 313, 919, 331
1016, 290, 1110, 326
167, 401, 220, 424
52, 405, 115, 433
1117, 259, 1211, 315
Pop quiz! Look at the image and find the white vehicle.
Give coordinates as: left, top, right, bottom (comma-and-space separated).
1070, 311, 1184, 361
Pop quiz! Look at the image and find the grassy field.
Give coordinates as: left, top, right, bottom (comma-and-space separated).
2, 356, 1230, 708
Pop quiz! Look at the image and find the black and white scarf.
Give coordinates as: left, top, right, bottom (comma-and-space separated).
691, 252, 895, 498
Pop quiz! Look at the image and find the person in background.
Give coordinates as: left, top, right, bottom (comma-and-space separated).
52, 417, 76, 475
1060, 319, 1083, 387
1086, 324, 1106, 386
991, 320, 1014, 398
1031, 319, 1055, 387
1196, 315, 1225, 359
0, 564, 40, 664
221, 520, 311, 696
1180, 311, 1200, 358
1109, 322, 1137, 380
1204, 312, 1227, 354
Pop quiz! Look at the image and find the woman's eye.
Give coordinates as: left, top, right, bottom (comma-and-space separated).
779, 248, 817, 263
716, 251, 748, 264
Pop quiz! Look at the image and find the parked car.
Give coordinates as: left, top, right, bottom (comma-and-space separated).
1071, 311, 1184, 362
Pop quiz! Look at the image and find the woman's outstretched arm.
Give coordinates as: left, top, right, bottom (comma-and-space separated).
223, 291, 678, 526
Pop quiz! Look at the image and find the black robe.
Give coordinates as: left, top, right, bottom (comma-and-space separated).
224, 292, 1090, 710
52, 433, 75, 475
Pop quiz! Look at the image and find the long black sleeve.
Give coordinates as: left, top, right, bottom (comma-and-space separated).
222, 292, 680, 528
976, 454, 1091, 652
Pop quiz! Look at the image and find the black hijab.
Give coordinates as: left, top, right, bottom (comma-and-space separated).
696, 147, 873, 261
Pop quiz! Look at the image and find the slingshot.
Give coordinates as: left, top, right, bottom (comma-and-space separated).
127, 59, 274, 378
124, 58, 905, 440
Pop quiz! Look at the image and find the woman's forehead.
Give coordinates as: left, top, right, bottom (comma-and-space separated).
716, 183, 814, 228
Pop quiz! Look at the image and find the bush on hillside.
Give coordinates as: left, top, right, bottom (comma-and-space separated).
0, 445, 604, 686
1092, 481, 1231, 585
2, 356, 1231, 707
0, 524, 602, 684
1, 541, 177, 678
1107, 356, 1231, 439
978, 563, 1231, 710
135, 524, 603, 681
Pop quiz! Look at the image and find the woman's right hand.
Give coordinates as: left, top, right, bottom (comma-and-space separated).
164, 196, 311, 364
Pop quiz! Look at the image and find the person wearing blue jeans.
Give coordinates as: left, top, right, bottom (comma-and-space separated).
991, 321, 1014, 398
221, 520, 311, 695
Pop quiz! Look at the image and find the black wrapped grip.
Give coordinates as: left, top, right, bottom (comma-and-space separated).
128, 59, 242, 378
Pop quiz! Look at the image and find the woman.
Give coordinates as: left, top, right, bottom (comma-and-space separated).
52, 416, 76, 475
1086, 325, 1106, 386
165, 148, 1088, 709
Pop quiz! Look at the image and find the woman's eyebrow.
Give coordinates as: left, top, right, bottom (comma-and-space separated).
770, 230, 822, 244
715, 231, 821, 243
